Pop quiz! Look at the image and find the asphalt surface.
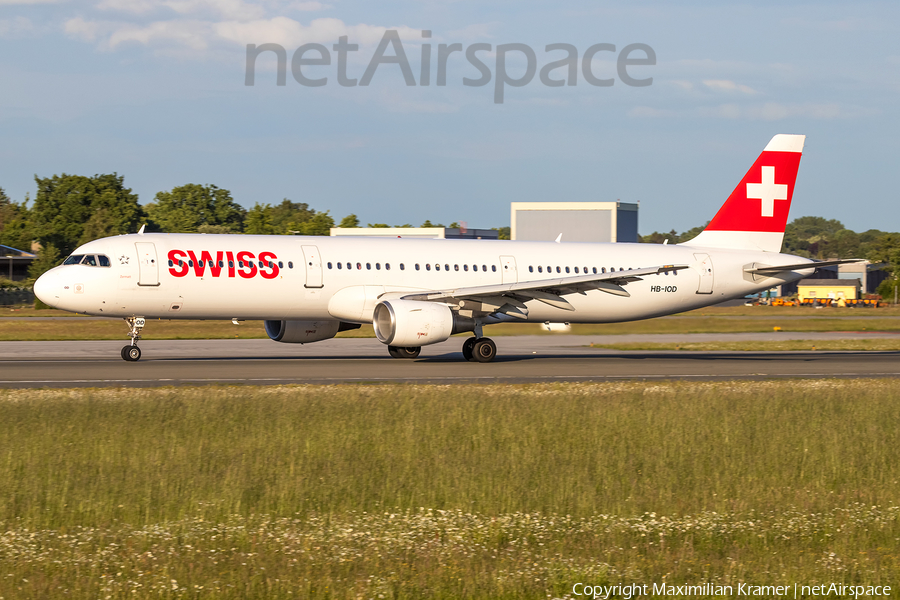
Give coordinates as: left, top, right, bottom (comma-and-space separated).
1, 335, 898, 388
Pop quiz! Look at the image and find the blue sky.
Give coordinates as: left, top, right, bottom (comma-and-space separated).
1, 0, 898, 234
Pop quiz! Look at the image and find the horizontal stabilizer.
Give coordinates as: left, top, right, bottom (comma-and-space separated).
745, 259, 865, 275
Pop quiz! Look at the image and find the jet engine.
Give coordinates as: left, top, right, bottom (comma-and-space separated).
264, 320, 360, 343
373, 299, 472, 347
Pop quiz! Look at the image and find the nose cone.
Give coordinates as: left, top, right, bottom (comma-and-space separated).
34, 269, 60, 308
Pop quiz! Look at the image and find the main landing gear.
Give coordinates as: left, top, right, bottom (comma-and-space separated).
462, 337, 497, 363
121, 316, 145, 362
388, 346, 421, 359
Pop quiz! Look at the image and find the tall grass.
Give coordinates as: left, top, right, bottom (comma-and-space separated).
1, 381, 898, 598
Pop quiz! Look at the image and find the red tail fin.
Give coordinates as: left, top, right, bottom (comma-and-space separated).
682, 134, 805, 252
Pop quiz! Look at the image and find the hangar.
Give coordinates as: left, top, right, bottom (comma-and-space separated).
510, 202, 639, 243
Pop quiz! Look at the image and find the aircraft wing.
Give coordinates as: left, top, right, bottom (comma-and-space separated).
400, 264, 689, 316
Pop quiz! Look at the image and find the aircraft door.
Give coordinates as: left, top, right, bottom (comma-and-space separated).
302, 245, 324, 288
694, 253, 714, 294
135, 242, 160, 286
500, 255, 518, 284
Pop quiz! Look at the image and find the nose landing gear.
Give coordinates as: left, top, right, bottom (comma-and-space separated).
121, 317, 145, 362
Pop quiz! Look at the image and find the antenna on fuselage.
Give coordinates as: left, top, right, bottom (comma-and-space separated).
137, 224, 146, 235
555, 233, 562, 243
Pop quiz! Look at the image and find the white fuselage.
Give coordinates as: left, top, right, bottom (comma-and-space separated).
35, 233, 810, 324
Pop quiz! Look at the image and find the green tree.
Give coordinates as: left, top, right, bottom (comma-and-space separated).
244, 203, 276, 235
338, 214, 360, 228
493, 226, 511, 240
421, 220, 444, 228
0, 189, 33, 251
27, 243, 61, 280
31, 174, 143, 255
296, 211, 334, 236
146, 184, 244, 233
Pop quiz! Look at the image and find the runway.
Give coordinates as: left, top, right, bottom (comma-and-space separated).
1, 336, 898, 388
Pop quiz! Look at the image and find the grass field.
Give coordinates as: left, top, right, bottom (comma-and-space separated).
1, 380, 898, 598
1, 305, 900, 341
588, 340, 900, 352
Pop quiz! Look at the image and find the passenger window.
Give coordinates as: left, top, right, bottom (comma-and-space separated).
400, 263, 405, 270
366, 263, 371, 270
565, 267, 570, 273
556, 266, 561, 273
357, 263, 362, 270
327, 262, 332, 269
64, 254, 84, 265
229, 261, 235, 268
482, 265, 487, 272
268, 261, 274, 268
492, 265, 497, 272
337, 262, 342, 269
237, 261, 242, 268
435, 264, 440, 271
188, 260, 194, 268
198, 261, 204, 268
454, 264, 459, 271
538, 266, 543, 273
277, 261, 282, 269
601, 267, 605, 273
99, 255, 110, 267
574, 267, 579, 274
426, 264, 431, 271
473, 265, 477, 271
375, 263, 380, 270
258, 261, 263, 268
464, 265, 469, 272
415, 264, 419, 270
386, 263, 390, 270
528, 266, 533, 273
445, 264, 449, 271
168, 260, 174, 267
288, 261, 293, 269
179, 260, 185, 267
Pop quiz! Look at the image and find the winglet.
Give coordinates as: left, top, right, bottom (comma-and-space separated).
138, 224, 146, 235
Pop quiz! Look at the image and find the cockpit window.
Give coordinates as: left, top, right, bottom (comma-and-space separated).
63, 254, 111, 267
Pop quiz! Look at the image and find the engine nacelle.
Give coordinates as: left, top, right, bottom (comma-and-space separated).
373, 299, 471, 347
264, 320, 359, 344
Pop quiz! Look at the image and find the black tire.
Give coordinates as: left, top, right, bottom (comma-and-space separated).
120, 346, 129, 361
388, 345, 402, 358
123, 345, 141, 362
397, 346, 421, 359
462, 337, 477, 361
472, 338, 497, 363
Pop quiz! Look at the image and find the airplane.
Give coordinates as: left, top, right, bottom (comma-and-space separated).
33, 134, 858, 363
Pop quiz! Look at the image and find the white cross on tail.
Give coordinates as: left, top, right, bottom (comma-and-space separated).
746, 166, 788, 217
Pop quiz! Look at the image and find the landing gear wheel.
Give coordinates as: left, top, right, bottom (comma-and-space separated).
388, 346, 421, 359
122, 345, 142, 362
472, 338, 497, 363
397, 346, 421, 359
462, 337, 477, 361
